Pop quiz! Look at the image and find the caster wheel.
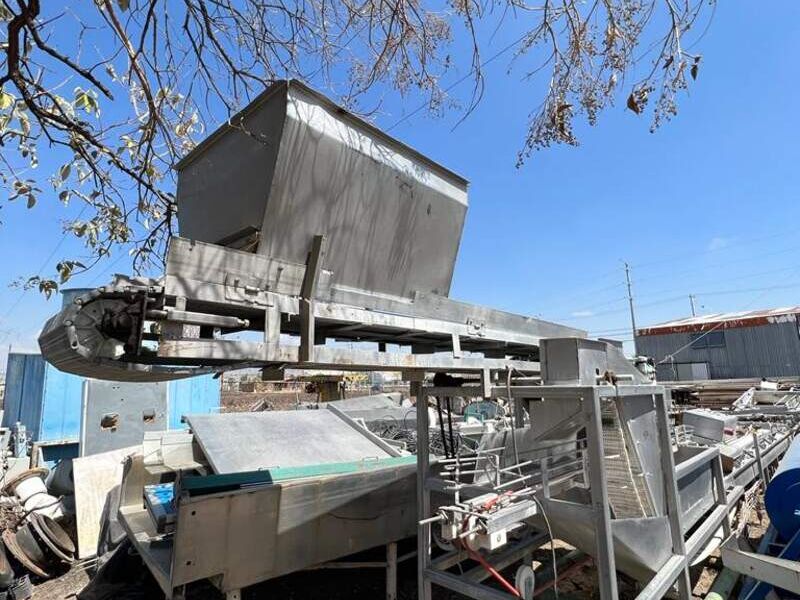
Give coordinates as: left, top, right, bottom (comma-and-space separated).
515, 564, 535, 600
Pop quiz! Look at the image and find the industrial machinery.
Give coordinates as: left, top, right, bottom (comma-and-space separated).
38, 79, 581, 382
36, 80, 800, 600
118, 407, 418, 600
413, 338, 798, 600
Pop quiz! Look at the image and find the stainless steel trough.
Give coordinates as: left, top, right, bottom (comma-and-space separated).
119, 408, 418, 598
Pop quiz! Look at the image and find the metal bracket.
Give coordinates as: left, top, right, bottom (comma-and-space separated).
299, 235, 327, 362
466, 318, 486, 337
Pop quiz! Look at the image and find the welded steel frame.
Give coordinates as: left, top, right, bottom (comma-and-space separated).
414, 381, 746, 600
720, 533, 800, 596
154, 236, 579, 374
415, 381, 555, 600
39, 236, 587, 382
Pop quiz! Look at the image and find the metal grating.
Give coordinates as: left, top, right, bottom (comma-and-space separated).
601, 400, 656, 518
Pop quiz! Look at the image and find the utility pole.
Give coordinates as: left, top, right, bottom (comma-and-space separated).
689, 294, 697, 317
624, 262, 639, 356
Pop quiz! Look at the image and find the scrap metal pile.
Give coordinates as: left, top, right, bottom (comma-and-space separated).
0, 463, 78, 599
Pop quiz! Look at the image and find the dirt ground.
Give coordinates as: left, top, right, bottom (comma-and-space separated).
220, 389, 318, 411
30, 522, 762, 600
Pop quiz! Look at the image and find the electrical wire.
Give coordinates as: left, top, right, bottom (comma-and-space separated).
631, 228, 800, 270
0, 204, 91, 348
445, 397, 457, 459
539, 243, 800, 325
551, 280, 800, 330
435, 398, 450, 458
531, 494, 560, 600
657, 264, 800, 364
503, 367, 558, 598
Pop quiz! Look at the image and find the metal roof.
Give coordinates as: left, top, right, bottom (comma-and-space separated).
637, 306, 800, 336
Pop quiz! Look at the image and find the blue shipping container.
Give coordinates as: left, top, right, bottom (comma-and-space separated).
3, 353, 81, 441
3, 353, 220, 442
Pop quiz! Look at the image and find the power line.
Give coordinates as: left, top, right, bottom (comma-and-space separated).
698, 282, 800, 297
634, 244, 800, 287
549, 282, 800, 326
534, 281, 627, 315
0, 204, 88, 346
550, 293, 690, 322
633, 262, 800, 301
631, 228, 800, 270
656, 268, 800, 365
549, 261, 800, 321
589, 328, 635, 336
88, 250, 130, 286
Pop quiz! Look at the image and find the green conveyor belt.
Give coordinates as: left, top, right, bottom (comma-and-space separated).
181, 455, 416, 496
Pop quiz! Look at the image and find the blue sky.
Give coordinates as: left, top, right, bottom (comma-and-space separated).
1, 1, 799, 367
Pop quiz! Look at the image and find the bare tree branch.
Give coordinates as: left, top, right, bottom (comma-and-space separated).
0, 0, 713, 294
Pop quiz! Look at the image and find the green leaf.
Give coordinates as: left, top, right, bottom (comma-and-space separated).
27, 193, 36, 209
0, 91, 13, 110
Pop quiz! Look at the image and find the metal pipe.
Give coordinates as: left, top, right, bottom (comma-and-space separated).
705, 568, 740, 600
495, 475, 533, 490
675, 447, 718, 480
733, 427, 795, 479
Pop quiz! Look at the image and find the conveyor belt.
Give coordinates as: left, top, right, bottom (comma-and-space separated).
185, 411, 396, 474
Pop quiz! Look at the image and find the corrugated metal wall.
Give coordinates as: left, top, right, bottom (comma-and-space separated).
2, 354, 46, 437
168, 375, 221, 429
4, 354, 94, 441
3, 352, 221, 442
636, 317, 800, 380
40, 364, 84, 440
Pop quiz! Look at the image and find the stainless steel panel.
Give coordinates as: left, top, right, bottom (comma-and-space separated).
80, 380, 168, 456
536, 497, 673, 585
169, 463, 416, 592
175, 86, 285, 246
684, 409, 737, 442
616, 395, 665, 515
541, 338, 650, 385
185, 411, 395, 474
324, 392, 402, 412
176, 80, 468, 300
674, 445, 716, 531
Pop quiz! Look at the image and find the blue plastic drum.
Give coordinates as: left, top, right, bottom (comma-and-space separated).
765, 435, 800, 540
